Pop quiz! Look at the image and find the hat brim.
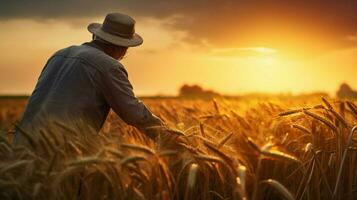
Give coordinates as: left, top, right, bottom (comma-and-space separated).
87, 23, 143, 47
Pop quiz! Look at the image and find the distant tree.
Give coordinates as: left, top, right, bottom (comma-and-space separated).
179, 84, 220, 97
336, 83, 357, 99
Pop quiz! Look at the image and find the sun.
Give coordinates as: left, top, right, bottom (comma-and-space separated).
259, 56, 275, 66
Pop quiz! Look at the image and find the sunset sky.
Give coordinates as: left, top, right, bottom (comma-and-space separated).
0, 0, 357, 96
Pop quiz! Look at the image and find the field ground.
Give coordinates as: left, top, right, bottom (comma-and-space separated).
0, 96, 356, 200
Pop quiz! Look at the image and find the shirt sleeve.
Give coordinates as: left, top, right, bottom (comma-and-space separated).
99, 65, 164, 139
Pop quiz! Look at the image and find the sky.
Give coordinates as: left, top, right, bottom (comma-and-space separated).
0, 0, 357, 96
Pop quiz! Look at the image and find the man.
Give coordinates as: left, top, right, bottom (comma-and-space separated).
14, 13, 164, 144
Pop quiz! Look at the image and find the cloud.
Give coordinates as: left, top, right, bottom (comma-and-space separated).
1, 0, 357, 54
211, 47, 276, 57
346, 35, 357, 42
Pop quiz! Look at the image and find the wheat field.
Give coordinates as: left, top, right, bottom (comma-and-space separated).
0, 96, 356, 200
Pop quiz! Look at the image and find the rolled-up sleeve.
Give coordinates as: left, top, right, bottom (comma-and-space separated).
99, 65, 164, 137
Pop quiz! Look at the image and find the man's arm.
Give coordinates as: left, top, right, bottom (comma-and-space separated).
99, 65, 164, 139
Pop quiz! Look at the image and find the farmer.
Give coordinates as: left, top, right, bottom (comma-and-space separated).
14, 13, 165, 144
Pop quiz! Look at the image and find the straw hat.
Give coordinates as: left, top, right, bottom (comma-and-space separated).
88, 13, 143, 47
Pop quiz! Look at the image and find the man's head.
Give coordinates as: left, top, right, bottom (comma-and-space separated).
87, 13, 143, 60
93, 35, 128, 60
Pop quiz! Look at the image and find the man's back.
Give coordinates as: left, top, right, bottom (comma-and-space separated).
14, 42, 162, 144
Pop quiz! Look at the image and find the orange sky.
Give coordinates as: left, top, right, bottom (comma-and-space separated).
0, 1, 357, 96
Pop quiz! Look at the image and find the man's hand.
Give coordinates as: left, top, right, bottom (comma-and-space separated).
145, 126, 188, 151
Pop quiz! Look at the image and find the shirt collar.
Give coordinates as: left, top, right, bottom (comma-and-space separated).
82, 41, 105, 52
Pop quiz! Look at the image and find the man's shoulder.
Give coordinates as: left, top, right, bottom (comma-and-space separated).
53, 44, 124, 73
